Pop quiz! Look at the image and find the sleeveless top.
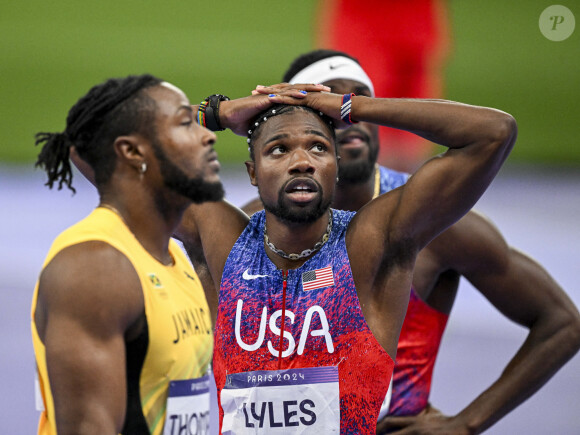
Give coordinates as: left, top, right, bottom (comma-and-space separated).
31, 207, 213, 434
213, 209, 393, 434
388, 289, 449, 415
375, 165, 449, 416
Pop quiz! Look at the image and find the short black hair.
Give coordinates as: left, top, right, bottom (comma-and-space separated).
35, 74, 163, 192
282, 49, 360, 83
247, 104, 336, 161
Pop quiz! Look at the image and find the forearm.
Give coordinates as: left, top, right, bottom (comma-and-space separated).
350, 96, 517, 150
452, 316, 580, 433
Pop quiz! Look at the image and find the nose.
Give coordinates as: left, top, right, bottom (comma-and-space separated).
288, 148, 314, 174
201, 127, 217, 147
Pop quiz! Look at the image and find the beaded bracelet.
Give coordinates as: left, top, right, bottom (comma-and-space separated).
340, 93, 358, 125
197, 100, 208, 127
204, 94, 230, 131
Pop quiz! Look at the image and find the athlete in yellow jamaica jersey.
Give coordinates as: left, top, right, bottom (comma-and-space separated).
32, 75, 221, 434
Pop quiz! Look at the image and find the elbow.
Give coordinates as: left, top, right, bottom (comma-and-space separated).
566, 309, 580, 354
492, 112, 518, 157
548, 306, 580, 358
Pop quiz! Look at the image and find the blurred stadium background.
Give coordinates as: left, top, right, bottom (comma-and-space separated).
1, 1, 578, 433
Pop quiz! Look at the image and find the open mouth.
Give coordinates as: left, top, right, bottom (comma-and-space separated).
284, 178, 319, 203
337, 128, 369, 150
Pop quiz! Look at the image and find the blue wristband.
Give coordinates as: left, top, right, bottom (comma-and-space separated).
340, 93, 358, 125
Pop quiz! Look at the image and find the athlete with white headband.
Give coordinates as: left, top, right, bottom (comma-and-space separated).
288, 55, 375, 97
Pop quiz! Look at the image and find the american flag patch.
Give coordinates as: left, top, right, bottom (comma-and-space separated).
302, 266, 334, 291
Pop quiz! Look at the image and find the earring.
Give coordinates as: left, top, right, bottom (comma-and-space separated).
140, 162, 147, 174
336, 177, 340, 183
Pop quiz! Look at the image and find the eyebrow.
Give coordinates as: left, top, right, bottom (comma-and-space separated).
177, 105, 193, 115
264, 133, 289, 146
355, 86, 371, 94
305, 129, 331, 140
264, 129, 330, 146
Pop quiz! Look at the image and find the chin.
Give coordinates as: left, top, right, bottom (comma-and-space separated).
204, 173, 221, 184
269, 199, 331, 225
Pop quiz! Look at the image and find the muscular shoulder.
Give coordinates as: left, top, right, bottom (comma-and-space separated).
35, 241, 144, 341
347, 187, 418, 270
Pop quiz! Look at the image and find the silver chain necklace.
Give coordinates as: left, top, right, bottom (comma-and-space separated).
264, 211, 333, 260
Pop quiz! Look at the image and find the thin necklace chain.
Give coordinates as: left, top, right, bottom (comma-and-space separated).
264, 210, 333, 261
373, 163, 380, 199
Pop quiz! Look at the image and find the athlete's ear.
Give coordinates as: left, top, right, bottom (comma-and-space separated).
114, 134, 147, 173
245, 160, 257, 186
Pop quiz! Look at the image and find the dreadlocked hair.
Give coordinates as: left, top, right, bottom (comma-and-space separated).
35, 74, 163, 193
282, 49, 360, 83
246, 105, 336, 161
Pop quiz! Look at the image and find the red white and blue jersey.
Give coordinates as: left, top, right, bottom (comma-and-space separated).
388, 289, 448, 416
376, 165, 449, 416
213, 209, 393, 434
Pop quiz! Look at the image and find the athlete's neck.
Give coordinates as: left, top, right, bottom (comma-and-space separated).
262, 211, 332, 270
98, 192, 185, 266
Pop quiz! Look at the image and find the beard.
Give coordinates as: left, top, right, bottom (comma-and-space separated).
261, 181, 332, 224
337, 156, 375, 184
336, 126, 378, 184
153, 142, 224, 203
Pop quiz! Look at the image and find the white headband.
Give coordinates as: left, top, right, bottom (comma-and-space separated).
288, 55, 375, 96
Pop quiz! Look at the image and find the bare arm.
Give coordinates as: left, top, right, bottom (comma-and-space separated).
450, 213, 580, 433
378, 211, 580, 434
35, 242, 144, 434
256, 88, 517, 252
252, 87, 516, 357
175, 84, 332, 287
347, 96, 517, 252
175, 200, 249, 299
175, 214, 221, 326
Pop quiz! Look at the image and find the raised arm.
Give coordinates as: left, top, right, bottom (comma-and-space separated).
348, 96, 517, 250
175, 201, 249, 316
34, 242, 144, 434
259, 87, 517, 251
175, 84, 332, 288
252, 87, 516, 357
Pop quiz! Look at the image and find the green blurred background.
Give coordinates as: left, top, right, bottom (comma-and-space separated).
1, 0, 578, 166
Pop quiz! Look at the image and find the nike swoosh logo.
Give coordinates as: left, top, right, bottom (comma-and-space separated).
329, 63, 348, 70
242, 269, 269, 280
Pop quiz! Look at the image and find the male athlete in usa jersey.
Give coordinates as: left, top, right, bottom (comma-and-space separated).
177, 83, 517, 433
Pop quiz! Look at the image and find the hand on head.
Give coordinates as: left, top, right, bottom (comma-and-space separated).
253, 83, 352, 129
218, 83, 330, 136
